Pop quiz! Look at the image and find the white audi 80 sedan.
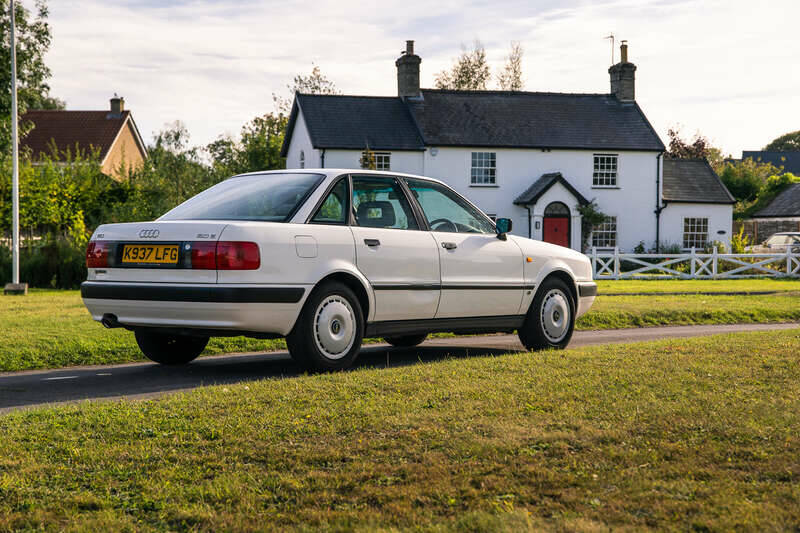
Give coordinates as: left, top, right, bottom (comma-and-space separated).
82, 169, 597, 371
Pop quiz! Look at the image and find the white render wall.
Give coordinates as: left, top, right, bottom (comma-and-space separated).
421, 147, 661, 252
322, 149, 425, 175
284, 108, 319, 169
284, 121, 682, 252
660, 203, 733, 250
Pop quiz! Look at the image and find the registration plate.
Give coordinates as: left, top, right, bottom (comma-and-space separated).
121, 244, 179, 265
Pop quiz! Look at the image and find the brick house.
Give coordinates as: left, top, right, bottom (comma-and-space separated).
21, 96, 147, 180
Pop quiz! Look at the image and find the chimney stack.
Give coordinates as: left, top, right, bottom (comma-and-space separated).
110, 94, 125, 114
608, 41, 636, 102
396, 40, 421, 99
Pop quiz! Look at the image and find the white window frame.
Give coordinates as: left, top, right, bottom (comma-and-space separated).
682, 217, 709, 250
591, 215, 617, 249
374, 152, 391, 171
470, 151, 497, 186
299, 150, 305, 169
592, 154, 618, 188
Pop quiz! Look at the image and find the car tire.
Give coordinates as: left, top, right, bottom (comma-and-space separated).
134, 329, 209, 365
518, 277, 575, 351
384, 334, 428, 348
286, 281, 364, 371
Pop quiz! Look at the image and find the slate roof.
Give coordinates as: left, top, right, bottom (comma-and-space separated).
408, 90, 664, 151
753, 183, 800, 218
742, 151, 800, 175
282, 94, 424, 154
21, 110, 144, 161
513, 172, 589, 206
281, 89, 665, 156
662, 159, 735, 204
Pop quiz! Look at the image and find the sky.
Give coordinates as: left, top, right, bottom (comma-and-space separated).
34, 0, 800, 156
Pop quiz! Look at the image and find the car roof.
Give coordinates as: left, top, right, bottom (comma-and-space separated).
230, 168, 448, 186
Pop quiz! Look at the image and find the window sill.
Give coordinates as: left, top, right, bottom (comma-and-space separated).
470, 184, 499, 188
591, 186, 620, 189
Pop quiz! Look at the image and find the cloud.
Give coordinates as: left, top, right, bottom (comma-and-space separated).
34, 0, 800, 155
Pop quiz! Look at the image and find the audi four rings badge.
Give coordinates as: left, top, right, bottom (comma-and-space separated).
138, 229, 160, 238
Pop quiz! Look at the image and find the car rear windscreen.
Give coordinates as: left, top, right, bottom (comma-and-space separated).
159, 173, 325, 222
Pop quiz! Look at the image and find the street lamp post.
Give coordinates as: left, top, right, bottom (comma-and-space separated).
4, 0, 27, 295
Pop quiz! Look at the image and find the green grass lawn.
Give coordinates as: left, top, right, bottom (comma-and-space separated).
1, 282, 798, 372
596, 278, 800, 294
1, 329, 799, 531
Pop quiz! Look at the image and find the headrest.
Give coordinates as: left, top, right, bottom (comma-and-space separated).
356, 200, 396, 228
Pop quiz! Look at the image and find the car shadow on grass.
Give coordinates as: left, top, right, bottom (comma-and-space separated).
0, 344, 519, 412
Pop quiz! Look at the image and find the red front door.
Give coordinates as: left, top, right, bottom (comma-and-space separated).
543, 217, 569, 247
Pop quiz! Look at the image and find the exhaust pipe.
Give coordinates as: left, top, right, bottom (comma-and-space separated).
101, 313, 121, 329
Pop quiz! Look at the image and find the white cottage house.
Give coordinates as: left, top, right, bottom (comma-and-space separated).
281, 41, 734, 252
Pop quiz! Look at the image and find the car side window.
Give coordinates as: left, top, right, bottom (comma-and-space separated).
352, 176, 419, 230
310, 178, 348, 225
405, 178, 495, 234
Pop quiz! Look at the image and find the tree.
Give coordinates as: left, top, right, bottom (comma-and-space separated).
718, 157, 782, 204
435, 41, 491, 91
273, 64, 340, 114
207, 114, 288, 176
496, 42, 524, 91
0, 0, 64, 155
665, 127, 724, 169
764, 130, 800, 151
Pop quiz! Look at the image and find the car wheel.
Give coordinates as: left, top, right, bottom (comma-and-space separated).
286, 281, 364, 371
384, 334, 428, 348
518, 277, 575, 351
134, 329, 209, 365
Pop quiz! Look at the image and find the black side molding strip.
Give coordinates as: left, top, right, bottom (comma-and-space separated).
371, 283, 535, 291
372, 283, 440, 291
578, 283, 598, 297
366, 315, 525, 338
81, 282, 305, 304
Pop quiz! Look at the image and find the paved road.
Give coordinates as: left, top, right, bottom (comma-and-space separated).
1, 322, 797, 414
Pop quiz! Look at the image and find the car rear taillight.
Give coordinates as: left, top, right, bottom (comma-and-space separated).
86, 241, 110, 268
190, 242, 217, 270
189, 241, 260, 270
216, 241, 260, 270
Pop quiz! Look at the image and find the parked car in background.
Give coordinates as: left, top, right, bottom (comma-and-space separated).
750, 232, 800, 253
81, 169, 597, 371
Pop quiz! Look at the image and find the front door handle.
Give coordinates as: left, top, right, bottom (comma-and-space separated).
441, 242, 457, 250
364, 239, 380, 247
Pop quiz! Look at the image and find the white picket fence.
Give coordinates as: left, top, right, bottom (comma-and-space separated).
589, 247, 800, 279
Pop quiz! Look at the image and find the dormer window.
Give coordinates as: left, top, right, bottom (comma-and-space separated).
593, 154, 618, 187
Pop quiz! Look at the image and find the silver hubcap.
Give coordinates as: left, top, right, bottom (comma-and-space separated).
313, 295, 356, 360
540, 289, 570, 343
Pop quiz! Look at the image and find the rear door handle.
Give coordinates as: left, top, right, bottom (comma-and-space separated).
364, 239, 380, 247
441, 242, 457, 250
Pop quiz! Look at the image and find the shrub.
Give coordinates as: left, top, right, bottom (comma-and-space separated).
1, 239, 86, 289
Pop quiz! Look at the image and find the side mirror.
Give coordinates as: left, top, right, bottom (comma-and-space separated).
495, 217, 512, 240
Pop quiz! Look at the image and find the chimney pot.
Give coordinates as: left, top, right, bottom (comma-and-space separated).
396, 40, 421, 98
620, 40, 628, 63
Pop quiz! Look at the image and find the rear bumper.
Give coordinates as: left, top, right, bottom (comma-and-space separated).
576, 281, 597, 318
81, 281, 304, 304
80, 282, 307, 335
